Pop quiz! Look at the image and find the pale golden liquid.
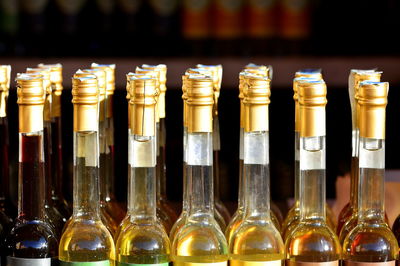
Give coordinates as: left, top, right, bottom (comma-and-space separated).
342, 222, 398, 262
170, 212, 186, 242
172, 219, 228, 262
285, 220, 341, 262
59, 218, 115, 264
230, 221, 284, 263
116, 221, 170, 264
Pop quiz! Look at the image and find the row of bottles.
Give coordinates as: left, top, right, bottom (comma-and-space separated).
1, 63, 400, 266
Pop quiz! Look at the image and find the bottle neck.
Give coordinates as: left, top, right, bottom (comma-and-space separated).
243, 131, 271, 218
51, 116, 64, 198
213, 116, 221, 199
128, 133, 157, 221
18, 131, 46, 220
238, 127, 244, 210
294, 131, 300, 206
350, 129, 359, 208
182, 126, 189, 212
156, 119, 168, 201
187, 132, 214, 216
0, 115, 9, 200
357, 137, 385, 222
73, 131, 101, 219
43, 121, 54, 204
299, 136, 326, 221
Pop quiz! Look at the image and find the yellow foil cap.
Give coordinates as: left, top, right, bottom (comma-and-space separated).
72, 75, 99, 132
186, 75, 214, 133
129, 76, 158, 136
358, 81, 388, 140
298, 79, 327, 137
196, 64, 222, 116
245, 63, 273, 79
38, 63, 63, 92
16, 74, 45, 133
243, 75, 271, 132
142, 64, 167, 118
0, 65, 11, 91
136, 67, 161, 122
91, 63, 116, 95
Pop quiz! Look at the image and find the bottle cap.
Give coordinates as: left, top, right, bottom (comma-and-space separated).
0, 65, 11, 91
91, 63, 116, 95
142, 64, 167, 118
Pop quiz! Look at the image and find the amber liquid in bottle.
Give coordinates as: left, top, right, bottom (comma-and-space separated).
5, 133, 59, 261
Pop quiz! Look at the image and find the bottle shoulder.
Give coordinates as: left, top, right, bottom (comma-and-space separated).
342, 222, 398, 261
5, 219, 58, 258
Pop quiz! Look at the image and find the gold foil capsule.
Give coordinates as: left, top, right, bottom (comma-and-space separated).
358, 81, 388, 140
72, 75, 99, 132
298, 79, 327, 137
91, 63, 116, 95
245, 63, 273, 79
129, 76, 158, 137
0, 65, 11, 117
142, 64, 167, 118
16, 73, 45, 133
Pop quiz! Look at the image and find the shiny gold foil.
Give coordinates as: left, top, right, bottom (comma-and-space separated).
298, 80, 327, 137
142, 64, 167, 118
294, 69, 323, 79
91, 63, 116, 94
72, 76, 99, 132
79, 69, 106, 121
129, 76, 158, 136
245, 63, 272, 79
358, 81, 388, 139
136, 67, 160, 122
26, 68, 53, 122
0, 65, 11, 118
16, 74, 45, 133
196, 64, 222, 116
243, 75, 271, 132
186, 75, 214, 133
38, 64, 63, 118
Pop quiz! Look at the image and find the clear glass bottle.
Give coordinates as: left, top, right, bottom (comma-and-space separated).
38, 63, 72, 222
116, 75, 171, 265
59, 74, 115, 265
229, 75, 284, 265
342, 81, 398, 264
338, 70, 383, 244
5, 73, 58, 264
169, 73, 190, 241
285, 79, 341, 264
172, 74, 228, 266
142, 64, 178, 230
136, 66, 176, 233
91, 63, 126, 225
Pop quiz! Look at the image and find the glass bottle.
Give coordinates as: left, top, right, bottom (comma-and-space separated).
136, 66, 175, 233
338, 70, 383, 244
79, 68, 119, 236
116, 75, 171, 265
5, 73, 58, 264
172, 74, 228, 266
0, 65, 13, 265
59, 74, 115, 265
342, 81, 398, 264
169, 73, 190, 241
114, 72, 156, 241
91, 63, 126, 224
25, 67, 65, 237
281, 69, 329, 240
229, 74, 284, 265
196, 64, 231, 228
285, 79, 341, 264
38, 63, 72, 220
142, 64, 178, 228
225, 66, 280, 245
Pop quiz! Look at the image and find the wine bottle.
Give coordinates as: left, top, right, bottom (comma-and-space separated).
229, 74, 284, 265
342, 81, 398, 264
91, 63, 126, 224
59, 74, 115, 265
172, 73, 228, 266
338, 70, 382, 244
38, 63, 72, 222
5, 73, 58, 264
285, 79, 341, 265
116, 75, 171, 265
25, 67, 65, 237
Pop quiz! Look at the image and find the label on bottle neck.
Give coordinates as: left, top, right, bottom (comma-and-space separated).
6, 257, 53, 266
173, 262, 227, 266
343, 261, 395, 266
59, 261, 110, 266
286, 261, 339, 266
230, 259, 282, 266
117, 262, 170, 266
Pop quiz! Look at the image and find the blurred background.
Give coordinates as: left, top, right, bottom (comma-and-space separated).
2, 0, 400, 223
